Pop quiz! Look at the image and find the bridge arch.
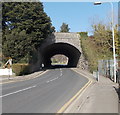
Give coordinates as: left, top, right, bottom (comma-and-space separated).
42, 42, 81, 68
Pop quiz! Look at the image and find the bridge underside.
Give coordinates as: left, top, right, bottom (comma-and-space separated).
42, 43, 81, 68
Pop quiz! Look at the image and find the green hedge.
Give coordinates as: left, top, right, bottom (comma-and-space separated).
12, 63, 30, 76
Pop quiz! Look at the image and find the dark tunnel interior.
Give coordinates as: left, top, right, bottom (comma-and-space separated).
42, 43, 81, 68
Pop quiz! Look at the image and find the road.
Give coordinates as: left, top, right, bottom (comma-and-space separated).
1, 68, 88, 113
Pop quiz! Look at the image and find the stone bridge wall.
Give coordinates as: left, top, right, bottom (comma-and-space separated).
54, 32, 82, 51
53, 32, 88, 69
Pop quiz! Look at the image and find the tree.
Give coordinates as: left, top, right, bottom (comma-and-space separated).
78, 32, 88, 38
92, 23, 112, 49
2, 2, 55, 63
60, 23, 70, 32
114, 25, 120, 59
92, 22, 119, 59
2, 30, 32, 63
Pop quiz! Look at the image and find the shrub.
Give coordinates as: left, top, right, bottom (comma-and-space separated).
12, 63, 30, 76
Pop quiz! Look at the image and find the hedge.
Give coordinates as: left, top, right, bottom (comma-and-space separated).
12, 63, 30, 76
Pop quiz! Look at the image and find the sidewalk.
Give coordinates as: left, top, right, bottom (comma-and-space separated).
0, 70, 47, 84
65, 68, 119, 113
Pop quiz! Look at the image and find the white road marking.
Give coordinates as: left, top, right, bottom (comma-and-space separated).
0, 85, 37, 98
46, 69, 63, 83
46, 81, 50, 83
60, 69, 62, 76
60, 72, 62, 76
46, 77, 59, 83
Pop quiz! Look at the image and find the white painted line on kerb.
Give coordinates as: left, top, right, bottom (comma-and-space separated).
0, 85, 37, 98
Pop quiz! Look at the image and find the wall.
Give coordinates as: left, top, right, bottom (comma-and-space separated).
0, 68, 12, 76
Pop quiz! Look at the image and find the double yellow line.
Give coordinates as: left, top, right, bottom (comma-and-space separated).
57, 69, 93, 113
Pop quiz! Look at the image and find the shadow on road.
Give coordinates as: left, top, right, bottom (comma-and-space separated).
42, 64, 76, 70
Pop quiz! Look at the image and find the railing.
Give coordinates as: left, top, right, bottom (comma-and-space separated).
98, 60, 120, 82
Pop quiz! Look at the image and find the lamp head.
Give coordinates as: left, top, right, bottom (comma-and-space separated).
94, 2, 102, 5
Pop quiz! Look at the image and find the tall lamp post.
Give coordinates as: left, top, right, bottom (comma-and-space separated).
94, 2, 117, 82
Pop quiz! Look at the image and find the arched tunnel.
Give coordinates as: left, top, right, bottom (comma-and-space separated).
42, 43, 81, 68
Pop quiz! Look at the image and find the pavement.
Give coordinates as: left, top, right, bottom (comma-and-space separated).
65, 68, 119, 113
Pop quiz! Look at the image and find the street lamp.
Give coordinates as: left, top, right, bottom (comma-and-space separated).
94, 2, 117, 82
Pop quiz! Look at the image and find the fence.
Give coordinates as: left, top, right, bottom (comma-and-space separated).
98, 60, 120, 81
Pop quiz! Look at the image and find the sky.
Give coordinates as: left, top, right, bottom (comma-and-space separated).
42, 2, 118, 35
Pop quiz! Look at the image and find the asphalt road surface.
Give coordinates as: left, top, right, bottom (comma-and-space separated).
1, 68, 88, 113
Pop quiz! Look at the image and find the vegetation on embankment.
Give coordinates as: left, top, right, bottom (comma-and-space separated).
79, 23, 120, 73
80, 35, 112, 73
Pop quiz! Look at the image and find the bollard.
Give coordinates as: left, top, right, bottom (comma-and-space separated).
93, 71, 99, 81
